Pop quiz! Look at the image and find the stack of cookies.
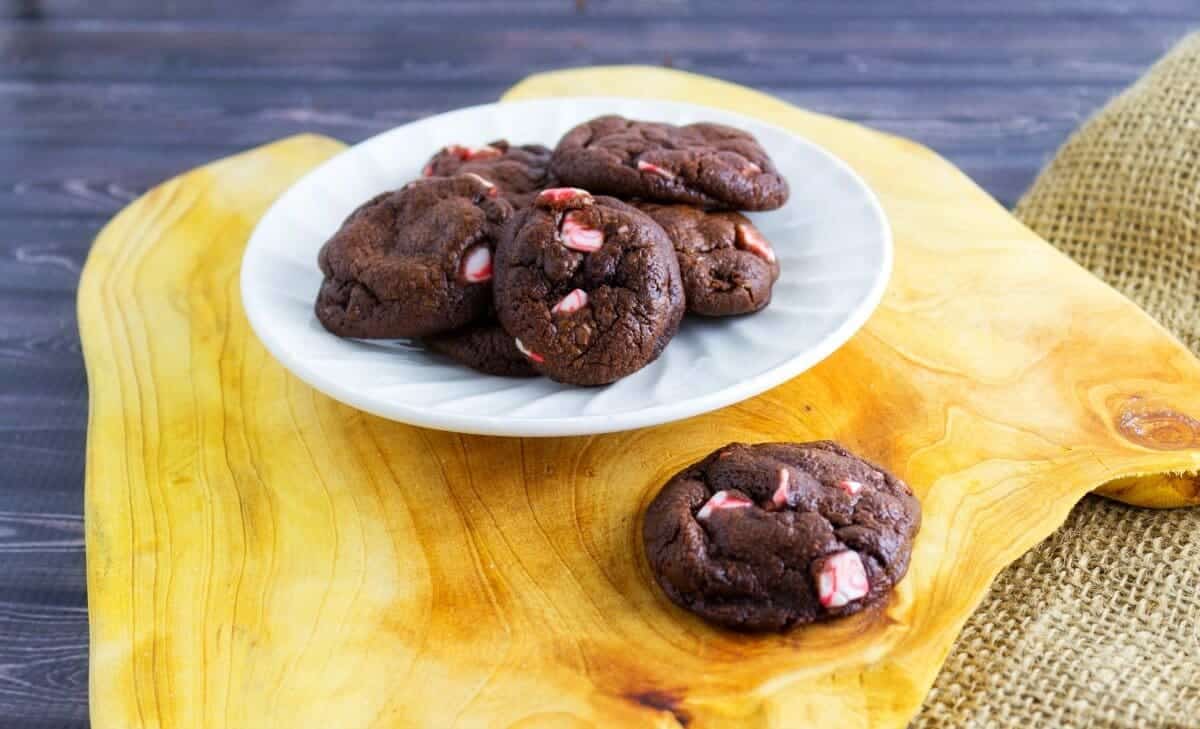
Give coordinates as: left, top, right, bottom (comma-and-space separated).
315, 115, 790, 386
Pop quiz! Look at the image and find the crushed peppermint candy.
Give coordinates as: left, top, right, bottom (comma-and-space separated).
836, 479, 863, 496
535, 187, 593, 208
817, 550, 870, 608
551, 288, 589, 315
697, 490, 753, 520
735, 222, 776, 263
561, 211, 604, 252
513, 338, 544, 364
446, 144, 501, 161
637, 159, 676, 180
459, 245, 492, 283
462, 172, 499, 197
770, 467, 792, 509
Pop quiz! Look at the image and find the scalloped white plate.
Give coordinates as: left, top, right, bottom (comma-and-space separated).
241, 98, 892, 437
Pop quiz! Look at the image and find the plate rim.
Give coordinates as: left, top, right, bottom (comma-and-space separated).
240, 96, 893, 437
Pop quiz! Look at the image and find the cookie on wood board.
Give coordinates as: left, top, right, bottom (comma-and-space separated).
644, 441, 921, 632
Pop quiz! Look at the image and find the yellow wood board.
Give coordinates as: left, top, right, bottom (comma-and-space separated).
82, 67, 1200, 729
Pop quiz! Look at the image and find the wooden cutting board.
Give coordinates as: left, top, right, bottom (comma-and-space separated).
81, 67, 1200, 729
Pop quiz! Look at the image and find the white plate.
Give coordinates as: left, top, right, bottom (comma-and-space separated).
241, 98, 892, 437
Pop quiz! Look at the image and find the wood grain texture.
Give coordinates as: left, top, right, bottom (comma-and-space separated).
79, 68, 1200, 728
8, 3, 1200, 727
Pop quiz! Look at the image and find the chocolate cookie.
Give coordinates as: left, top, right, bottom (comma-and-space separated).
550, 115, 789, 210
422, 140, 554, 206
422, 318, 538, 378
493, 187, 685, 386
316, 175, 512, 339
643, 441, 920, 632
636, 203, 780, 316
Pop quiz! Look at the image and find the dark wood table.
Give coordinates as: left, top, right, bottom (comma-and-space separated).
3, 2, 1196, 726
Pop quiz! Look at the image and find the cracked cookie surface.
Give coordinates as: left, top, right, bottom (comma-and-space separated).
550, 115, 789, 210
643, 441, 921, 632
316, 174, 513, 339
493, 188, 684, 385
636, 203, 780, 316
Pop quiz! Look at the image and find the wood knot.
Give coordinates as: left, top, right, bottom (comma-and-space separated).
1116, 399, 1200, 450
625, 689, 691, 727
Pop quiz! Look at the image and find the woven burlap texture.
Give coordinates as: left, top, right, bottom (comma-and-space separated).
914, 33, 1200, 729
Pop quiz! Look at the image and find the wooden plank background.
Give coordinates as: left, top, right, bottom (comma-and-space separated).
2, 2, 1198, 726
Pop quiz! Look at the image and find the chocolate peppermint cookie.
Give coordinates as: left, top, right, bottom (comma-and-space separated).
422, 317, 538, 378
422, 140, 554, 206
636, 203, 780, 316
643, 441, 920, 632
493, 187, 685, 385
550, 115, 789, 210
316, 174, 512, 339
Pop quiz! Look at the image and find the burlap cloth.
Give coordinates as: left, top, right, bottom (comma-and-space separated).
914, 34, 1200, 729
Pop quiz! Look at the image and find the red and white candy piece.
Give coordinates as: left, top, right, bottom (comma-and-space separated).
535, 187, 593, 207
770, 467, 791, 509
421, 163, 435, 177
561, 211, 604, 252
463, 172, 499, 197
445, 144, 502, 161
551, 288, 589, 315
817, 550, 870, 608
637, 159, 676, 180
742, 161, 763, 176
514, 337, 544, 364
460, 245, 493, 283
835, 479, 863, 496
735, 222, 776, 263
696, 490, 753, 520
